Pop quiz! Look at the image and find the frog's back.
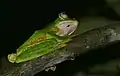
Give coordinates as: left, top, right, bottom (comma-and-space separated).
15, 38, 58, 63
16, 25, 56, 56
19, 22, 55, 47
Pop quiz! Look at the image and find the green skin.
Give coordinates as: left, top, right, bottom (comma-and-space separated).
8, 12, 79, 63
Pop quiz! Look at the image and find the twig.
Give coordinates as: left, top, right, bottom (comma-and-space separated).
1, 22, 120, 76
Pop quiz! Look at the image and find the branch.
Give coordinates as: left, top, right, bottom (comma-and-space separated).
1, 22, 120, 76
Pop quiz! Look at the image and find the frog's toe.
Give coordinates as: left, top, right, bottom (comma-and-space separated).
8, 53, 17, 63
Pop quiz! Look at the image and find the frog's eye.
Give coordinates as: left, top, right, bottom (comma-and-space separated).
59, 12, 68, 20
66, 25, 70, 27
56, 20, 78, 36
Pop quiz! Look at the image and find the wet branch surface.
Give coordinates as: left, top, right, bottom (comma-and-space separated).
1, 22, 120, 76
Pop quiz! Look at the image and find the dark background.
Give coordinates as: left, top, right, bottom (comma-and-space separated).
0, 0, 120, 76
0, 0, 120, 57
1, 0, 120, 57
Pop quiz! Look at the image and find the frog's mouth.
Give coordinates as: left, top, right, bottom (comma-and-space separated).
56, 20, 78, 36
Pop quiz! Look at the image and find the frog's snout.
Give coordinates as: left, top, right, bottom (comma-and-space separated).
8, 53, 17, 63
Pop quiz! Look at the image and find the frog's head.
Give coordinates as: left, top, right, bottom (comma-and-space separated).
52, 12, 79, 36
8, 53, 17, 63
